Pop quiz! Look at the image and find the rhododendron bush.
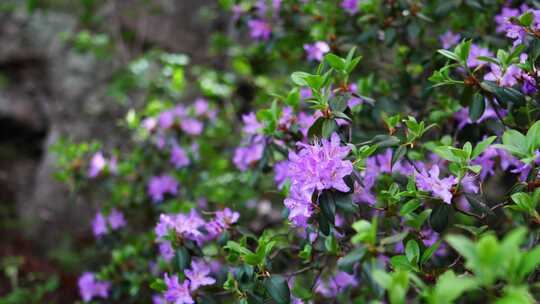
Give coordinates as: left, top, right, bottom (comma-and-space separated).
23, 1, 540, 303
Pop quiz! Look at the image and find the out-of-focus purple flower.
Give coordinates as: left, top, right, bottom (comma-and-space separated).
171, 145, 190, 168
78, 272, 110, 303
88, 152, 107, 178
155, 214, 175, 240
284, 185, 313, 227
193, 98, 209, 116
142, 117, 158, 132
108, 209, 126, 230
92, 212, 107, 238
467, 44, 493, 68
315, 271, 358, 298
495, 7, 520, 33
297, 112, 314, 139
300, 87, 312, 101
180, 118, 203, 135
233, 141, 265, 171
248, 19, 272, 40
485, 64, 522, 87
164, 273, 194, 304
415, 165, 457, 204
242, 112, 262, 135
174, 210, 206, 242
278, 107, 295, 129
159, 241, 175, 262
215, 208, 240, 228
148, 175, 179, 203
159, 110, 176, 130
304, 41, 330, 62
341, 0, 359, 15
522, 73, 537, 94
440, 31, 461, 49
274, 160, 289, 189
153, 295, 167, 304
461, 174, 479, 194
453, 103, 500, 131
185, 259, 216, 291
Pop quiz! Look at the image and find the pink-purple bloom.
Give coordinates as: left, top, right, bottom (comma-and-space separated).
108, 209, 126, 230
164, 273, 193, 304
248, 19, 272, 40
440, 31, 461, 49
148, 175, 179, 202
415, 165, 457, 204
171, 145, 190, 168
78, 272, 110, 302
283, 133, 352, 226
92, 212, 107, 238
304, 41, 330, 61
185, 259, 216, 291
341, 0, 359, 15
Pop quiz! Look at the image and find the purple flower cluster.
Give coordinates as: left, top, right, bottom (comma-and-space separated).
248, 19, 272, 40
283, 133, 353, 226
415, 165, 457, 204
304, 41, 330, 62
315, 271, 358, 297
92, 209, 126, 238
154, 208, 239, 251
78, 272, 110, 302
234, 112, 266, 171
341, 0, 359, 15
148, 175, 179, 202
495, 5, 540, 46
473, 147, 540, 182
88, 151, 117, 178
161, 259, 216, 304
439, 30, 461, 49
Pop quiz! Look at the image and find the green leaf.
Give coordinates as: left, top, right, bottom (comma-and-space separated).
445, 235, 475, 261
285, 88, 300, 108
518, 11, 533, 27
430, 203, 451, 233
224, 241, 254, 256
455, 40, 472, 63
421, 240, 441, 264
324, 53, 346, 71
392, 146, 407, 169
264, 275, 291, 304
390, 255, 418, 272
431, 271, 477, 304
437, 49, 459, 61
307, 117, 324, 139
322, 119, 338, 138
405, 240, 420, 265
472, 136, 497, 159
469, 94, 485, 122
319, 191, 336, 225
291, 72, 311, 86
480, 81, 526, 106
175, 247, 191, 271
337, 246, 367, 273
526, 120, 540, 152
400, 199, 422, 216
150, 278, 167, 292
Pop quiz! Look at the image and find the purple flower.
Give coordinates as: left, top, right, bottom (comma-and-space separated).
485, 64, 522, 87
159, 241, 175, 262
159, 110, 176, 130
522, 73, 537, 94
274, 160, 289, 189
148, 175, 179, 203
78, 272, 110, 302
185, 259, 216, 291
174, 210, 206, 242
315, 271, 358, 298
248, 19, 272, 40
304, 41, 330, 61
108, 209, 126, 230
164, 274, 194, 304
242, 112, 262, 135
215, 208, 240, 228
341, 0, 359, 15
193, 98, 209, 116
467, 44, 492, 68
88, 152, 107, 178
153, 295, 167, 304
415, 165, 457, 204
92, 212, 107, 238
171, 145, 190, 168
283, 133, 352, 226
461, 174, 479, 194
155, 214, 175, 240
233, 141, 265, 171
180, 118, 203, 135
495, 7, 520, 33
440, 31, 461, 49
142, 117, 157, 132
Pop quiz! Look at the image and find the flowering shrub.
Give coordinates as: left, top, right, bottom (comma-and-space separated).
44, 1, 540, 303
